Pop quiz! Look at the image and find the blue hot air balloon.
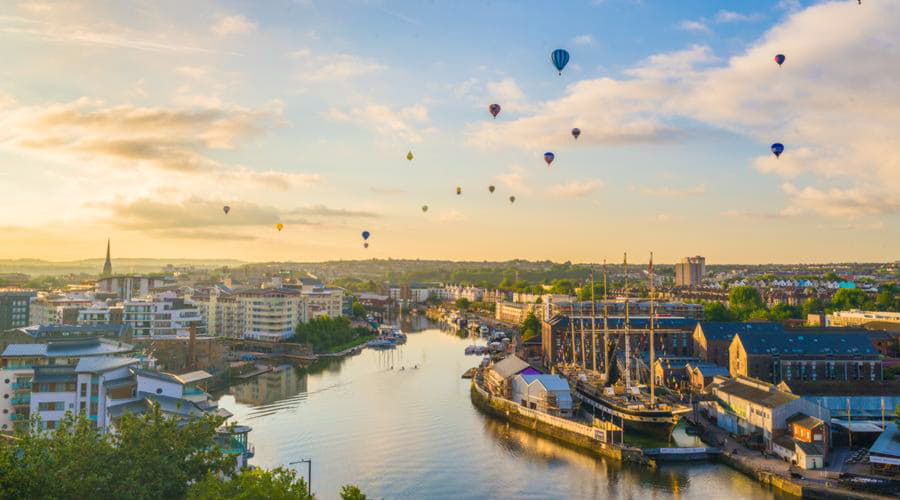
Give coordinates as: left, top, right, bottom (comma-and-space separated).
544, 152, 555, 166
771, 143, 785, 158
774, 54, 786, 67
362, 230, 370, 240
571, 128, 581, 140
551, 49, 570, 75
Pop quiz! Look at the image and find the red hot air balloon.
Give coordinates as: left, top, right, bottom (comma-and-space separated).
774, 54, 786, 66
489, 104, 501, 118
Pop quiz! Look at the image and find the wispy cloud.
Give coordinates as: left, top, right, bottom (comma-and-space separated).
290, 48, 385, 83
0, 98, 319, 190
494, 165, 533, 195
212, 14, 257, 36
287, 204, 378, 218
714, 10, 762, 23
573, 34, 594, 46
0, 15, 219, 54
678, 20, 710, 33
546, 180, 604, 199
637, 184, 706, 198
325, 103, 432, 143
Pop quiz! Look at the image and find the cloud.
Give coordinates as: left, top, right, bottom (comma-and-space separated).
637, 184, 706, 198
325, 103, 431, 143
470, 2, 900, 218
487, 78, 525, 102
546, 180, 604, 199
573, 34, 594, 46
0, 98, 320, 190
88, 197, 331, 240
437, 210, 466, 222
678, 20, 711, 33
291, 48, 385, 83
369, 186, 407, 195
715, 10, 761, 23
494, 165, 533, 195
212, 14, 257, 36
287, 204, 378, 218
0, 14, 219, 54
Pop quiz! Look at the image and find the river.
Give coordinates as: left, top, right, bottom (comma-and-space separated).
216, 319, 788, 499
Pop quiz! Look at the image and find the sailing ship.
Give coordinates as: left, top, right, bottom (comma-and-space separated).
567, 253, 691, 440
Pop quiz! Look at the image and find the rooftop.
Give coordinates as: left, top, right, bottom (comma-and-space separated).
75, 356, 140, 373
869, 423, 900, 459
14, 324, 129, 339
697, 321, 785, 341
134, 369, 211, 385
786, 413, 825, 429
491, 355, 530, 379
2, 338, 134, 358
715, 377, 799, 409
736, 331, 878, 356
520, 373, 571, 392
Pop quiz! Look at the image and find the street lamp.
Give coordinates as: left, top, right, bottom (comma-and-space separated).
289, 459, 312, 497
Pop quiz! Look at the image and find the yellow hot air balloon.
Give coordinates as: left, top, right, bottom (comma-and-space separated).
406, 151, 414, 161
456, 186, 462, 195
275, 223, 284, 231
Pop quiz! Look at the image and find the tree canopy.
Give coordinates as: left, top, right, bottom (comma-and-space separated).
289, 316, 372, 353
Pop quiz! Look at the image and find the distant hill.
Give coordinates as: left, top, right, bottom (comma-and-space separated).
0, 258, 246, 277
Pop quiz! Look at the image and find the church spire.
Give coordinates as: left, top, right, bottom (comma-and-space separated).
102, 239, 112, 276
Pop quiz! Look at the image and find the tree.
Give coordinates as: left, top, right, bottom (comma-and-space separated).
520, 311, 541, 341
831, 288, 870, 311
703, 302, 734, 321
801, 297, 826, 317
0, 406, 231, 500
729, 286, 765, 310
822, 271, 841, 282
351, 299, 367, 319
340, 485, 368, 500
189, 468, 313, 500
550, 279, 575, 295
455, 298, 470, 311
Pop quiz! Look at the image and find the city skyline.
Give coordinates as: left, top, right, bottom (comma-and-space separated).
1, 0, 898, 264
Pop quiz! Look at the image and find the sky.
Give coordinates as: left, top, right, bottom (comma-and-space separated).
0, 0, 897, 264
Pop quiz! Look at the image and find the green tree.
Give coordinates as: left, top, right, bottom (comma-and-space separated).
351, 299, 367, 319
189, 467, 313, 500
520, 311, 541, 341
550, 279, 575, 295
0, 406, 231, 500
801, 297, 826, 317
455, 298, 471, 311
831, 288, 870, 311
729, 286, 765, 310
340, 485, 368, 500
822, 271, 841, 282
703, 302, 734, 321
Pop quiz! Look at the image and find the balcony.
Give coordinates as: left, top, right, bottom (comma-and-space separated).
12, 382, 32, 391
11, 394, 30, 405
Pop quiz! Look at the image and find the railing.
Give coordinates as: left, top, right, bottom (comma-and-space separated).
12, 382, 32, 391
10, 395, 30, 405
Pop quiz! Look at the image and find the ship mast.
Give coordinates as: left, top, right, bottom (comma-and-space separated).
602, 261, 609, 381
623, 253, 631, 389
649, 251, 656, 408
580, 290, 586, 369
569, 294, 577, 368
590, 269, 598, 374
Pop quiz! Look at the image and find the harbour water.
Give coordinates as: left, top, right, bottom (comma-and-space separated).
216, 319, 788, 499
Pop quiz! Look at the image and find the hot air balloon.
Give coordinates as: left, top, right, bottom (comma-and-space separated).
551, 49, 570, 75
774, 54, 785, 66
771, 143, 785, 158
364, 242, 369, 249
422, 205, 428, 213
406, 151, 414, 161
544, 152, 555, 166
509, 195, 516, 203
223, 206, 231, 215
489, 104, 501, 119
489, 185, 495, 193
362, 230, 370, 241
571, 128, 581, 140
456, 186, 462, 195
275, 223, 284, 231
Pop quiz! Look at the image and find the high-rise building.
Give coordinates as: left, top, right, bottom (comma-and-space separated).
102, 239, 112, 277
675, 256, 706, 287
0, 290, 36, 330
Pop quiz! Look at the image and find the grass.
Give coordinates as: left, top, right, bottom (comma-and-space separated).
322, 334, 377, 354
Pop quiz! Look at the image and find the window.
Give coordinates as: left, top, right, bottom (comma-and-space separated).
90, 383, 99, 397
90, 402, 98, 414
46, 420, 56, 430
80, 384, 87, 397
79, 402, 86, 413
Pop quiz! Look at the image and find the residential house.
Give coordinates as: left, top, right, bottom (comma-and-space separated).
485, 355, 540, 398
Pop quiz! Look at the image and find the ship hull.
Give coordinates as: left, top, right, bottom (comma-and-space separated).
574, 384, 683, 440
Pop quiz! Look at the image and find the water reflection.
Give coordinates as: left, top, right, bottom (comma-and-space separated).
231, 364, 308, 406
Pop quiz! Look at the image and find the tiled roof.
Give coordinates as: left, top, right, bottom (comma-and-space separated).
697, 322, 785, 342
736, 331, 877, 356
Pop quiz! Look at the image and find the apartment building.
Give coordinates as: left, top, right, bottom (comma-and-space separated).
28, 294, 93, 326
95, 276, 169, 301
0, 290, 36, 330
123, 293, 204, 338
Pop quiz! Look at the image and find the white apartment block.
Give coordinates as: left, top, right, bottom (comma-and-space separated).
123, 293, 204, 338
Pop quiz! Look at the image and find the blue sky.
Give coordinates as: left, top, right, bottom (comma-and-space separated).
0, 0, 896, 263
